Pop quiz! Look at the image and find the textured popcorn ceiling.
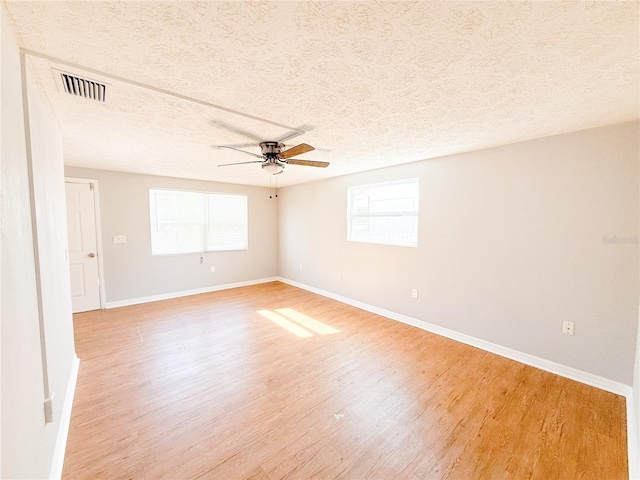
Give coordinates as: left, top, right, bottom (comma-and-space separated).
4, 1, 639, 187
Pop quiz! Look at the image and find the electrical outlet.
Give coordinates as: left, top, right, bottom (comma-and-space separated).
112, 235, 127, 244
210, 266, 215, 273
299, 264, 303, 271
411, 288, 419, 299
562, 321, 575, 336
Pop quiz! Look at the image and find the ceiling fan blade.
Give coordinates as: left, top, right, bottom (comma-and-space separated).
219, 142, 257, 148
218, 160, 264, 167
279, 143, 314, 159
274, 130, 304, 144
286, 159, 330, 168
217, 145, 263, 158
210, 120, 263, 142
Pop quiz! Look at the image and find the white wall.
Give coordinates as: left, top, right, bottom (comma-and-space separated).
27, 37, 77, 479
1, 6, 76, 479
633, 122, 640, 477
279, 122, 639, 385
633, 317, 640, 478
64, 167, 279, 303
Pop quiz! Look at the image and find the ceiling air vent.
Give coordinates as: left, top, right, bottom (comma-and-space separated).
59, 72, 107, 102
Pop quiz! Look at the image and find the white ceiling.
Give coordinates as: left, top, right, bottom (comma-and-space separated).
4, 1, 639, 187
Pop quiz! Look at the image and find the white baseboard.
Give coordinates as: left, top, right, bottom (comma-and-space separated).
277, 277, 640, 477
277, 277, 630, 397
104, 277, 279, 309
97, 276, 638, 477
49, 354, 80, 480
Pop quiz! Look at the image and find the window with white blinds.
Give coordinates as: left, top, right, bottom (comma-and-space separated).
149, 188, 248, 255
347, 178, 419, 247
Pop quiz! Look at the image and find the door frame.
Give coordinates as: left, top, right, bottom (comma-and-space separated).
65, 177, 106, 309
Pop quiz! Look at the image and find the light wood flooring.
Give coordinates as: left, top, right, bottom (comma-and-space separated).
63, 281, 628, 479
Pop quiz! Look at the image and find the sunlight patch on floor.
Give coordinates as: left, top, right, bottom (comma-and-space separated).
276, 308, 339, 335
257, 308, 339, 337
257, 310, 313, 338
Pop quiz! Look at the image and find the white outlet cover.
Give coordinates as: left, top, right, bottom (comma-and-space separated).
112, 235, 127, 244
562, 321, 575, 335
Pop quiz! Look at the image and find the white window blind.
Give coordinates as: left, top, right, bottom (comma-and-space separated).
149, 188, 248, 255
347, 178, 419, 247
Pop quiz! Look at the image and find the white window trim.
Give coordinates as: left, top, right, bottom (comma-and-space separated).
347, 177, 419, 248
149, 187, 248, 256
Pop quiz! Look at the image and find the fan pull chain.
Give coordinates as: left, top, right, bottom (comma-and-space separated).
269, 174, 278, 199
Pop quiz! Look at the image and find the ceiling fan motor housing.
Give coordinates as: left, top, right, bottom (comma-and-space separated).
259, 141, 285, 156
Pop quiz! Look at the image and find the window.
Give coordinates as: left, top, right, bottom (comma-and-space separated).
347, 178, 419, 247
149, 188, 248, 255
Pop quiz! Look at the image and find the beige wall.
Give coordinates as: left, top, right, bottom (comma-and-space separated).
1, 6, 76, 479
64, 167, 279, 303
279, 122, 639, 385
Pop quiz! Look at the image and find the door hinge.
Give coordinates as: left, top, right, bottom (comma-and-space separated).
89, 183, 94, 190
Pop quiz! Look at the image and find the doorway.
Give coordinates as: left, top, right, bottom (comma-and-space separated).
65, 178, 104, 312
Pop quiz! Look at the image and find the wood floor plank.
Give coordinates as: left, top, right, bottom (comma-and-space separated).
62, 281, 628, 479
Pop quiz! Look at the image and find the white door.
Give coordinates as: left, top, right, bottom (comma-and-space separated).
66, 182, 101, 312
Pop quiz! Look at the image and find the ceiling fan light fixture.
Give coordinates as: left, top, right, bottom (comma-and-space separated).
262, 163, 284, 175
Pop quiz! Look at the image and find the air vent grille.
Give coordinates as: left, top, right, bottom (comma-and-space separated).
60, 73, 107, 102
